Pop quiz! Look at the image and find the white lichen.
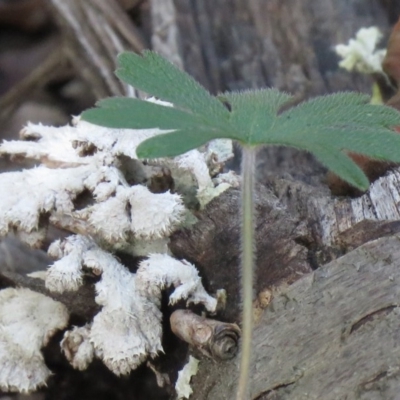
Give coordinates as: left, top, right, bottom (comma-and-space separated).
61, 324, 94, 371
175, 149, 214, 194
175, 356, 200, 399
136, 253, 218, 311
47, 235, 217, 375
76, 184, 185, 242
0, 288, 69, 393
0, 96, 231, 390
0, 112, 168, 168
0, 104, 234, 244
0, 122, 82, 167
335, 27, 387, 74
46, 235, 91, 292
205, 139, 234, 172
127, 185, 185, 239
170, 141, 235, 208
0, 161, 184, 246
213, 170, 240, 188
0, 164, 96, 239
73, 117, 169, 161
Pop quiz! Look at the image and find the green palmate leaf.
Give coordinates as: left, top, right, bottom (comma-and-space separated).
218, 89, 293, 143
83, 97, 203, 130
116, 51, 230, 124
307, 144, 370, 190
81, 50, 400, 191
136, 129, 219, 158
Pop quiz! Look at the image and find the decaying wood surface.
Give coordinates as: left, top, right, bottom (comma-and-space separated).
2, 166, 400, 398
169, 167, 400, 399
2, 0, 400, 399
189, 235, 400, 400
170, 167, 400, 320
171, 0, 389, 95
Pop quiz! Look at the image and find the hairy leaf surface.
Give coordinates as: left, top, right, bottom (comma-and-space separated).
82, 50, 400, 190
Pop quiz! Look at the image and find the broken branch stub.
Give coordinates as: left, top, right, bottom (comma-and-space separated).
170, 309, 240, 361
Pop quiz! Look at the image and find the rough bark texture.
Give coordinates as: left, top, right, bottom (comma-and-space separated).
2, 0, 400, 399
168, 166, 400, 398
170, 184, 312, 323
189, 235, 400, 400
160, 1, 400, 398
171, 0, 389, 95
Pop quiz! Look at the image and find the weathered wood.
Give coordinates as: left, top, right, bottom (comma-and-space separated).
49, 0, 147, 98
1, 0, 400, 398
171, 0, 389, 95
170, 184, 312, 322
150, 0, 184, 68
170, 167, 400, 317
269, 167, 400, 259
189, 235, 400, 399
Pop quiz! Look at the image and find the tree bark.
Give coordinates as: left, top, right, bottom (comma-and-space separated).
155, 1, 400, 398
168, 163, 400, 399
170, 0, 390, 95
189, 235, 400, 400
2, 1, 400, 399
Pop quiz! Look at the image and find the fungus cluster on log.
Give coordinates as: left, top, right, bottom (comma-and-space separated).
0, 99, 238, 392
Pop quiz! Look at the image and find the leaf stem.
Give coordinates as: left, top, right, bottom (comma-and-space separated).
237, 145, 256, 400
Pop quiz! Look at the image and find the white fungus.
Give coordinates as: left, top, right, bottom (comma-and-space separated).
175, 356, 200, 399
48, 235, 217, 375
0, 288, 69, 392
0, 98, 231, 392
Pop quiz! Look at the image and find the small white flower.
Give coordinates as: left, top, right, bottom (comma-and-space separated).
335, 27, 387, 74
